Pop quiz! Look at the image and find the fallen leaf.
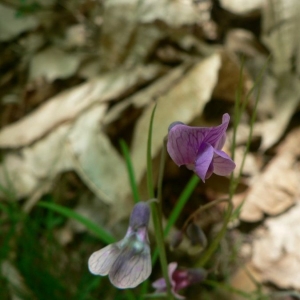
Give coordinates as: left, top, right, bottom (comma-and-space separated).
103, 63, 189, 125
99, 0, 202, 71
229, 262, 265, 300
212, 51, 253, 103
240, 127, 300, 222
29, 47, 83, 82
256, 74, 300, 150
0, 104, 130, 208
139, 0, 200, 27
0, 64, 164, 148
69, 105, 130, 205
0, 4, 38, 41
262, 0, 300, 75
252, 201, 300, 289
131, 54, 222, 183
220, 0, 263, 15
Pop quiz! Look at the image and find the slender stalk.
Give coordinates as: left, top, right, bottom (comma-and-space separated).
157, 137, 167, 211
181, 198, 228, 232
196, 202, 233, 267
146, 104, 173, 299
120, 139, 140, 204
152, 174, 200, 264
196, 57, 267, 268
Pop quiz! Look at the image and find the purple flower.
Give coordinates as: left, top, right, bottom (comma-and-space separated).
152, 262, 207, 299
88, 202, 151, 289
167, 113, 235, 181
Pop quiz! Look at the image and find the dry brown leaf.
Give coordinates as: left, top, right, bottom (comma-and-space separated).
252, 201, 300, 289
139, 0, 200, 27
229, 262, 265, 300
212, 51, 252, 103
240, 127, 300, 222
29, 47, 83, 81
262, 0, 300, 75
233, 147, 261, 178
220, 0, 263, 15
0, 103, 131, 210
255, 0, 300, 150
0, 4, 38, 41
103, 63, 189, 125
256, 75, 300, 151
99, 0, 202, 71
131, 54, 221, 182
99, 0, 141, 71
225, 29, 267, 58
69, 105, 130, 205
0, 64, 164, 148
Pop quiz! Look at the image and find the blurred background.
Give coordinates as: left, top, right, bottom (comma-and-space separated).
1, 0, 300, 299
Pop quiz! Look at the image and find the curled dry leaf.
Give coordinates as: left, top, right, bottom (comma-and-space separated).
131, 54, 222, 183
0, 104, 130, 212
240, 127, 300, 222
0, 65, 164, 208
252, 201, 300, 289
0, 64, 164, 148
99, 0, 201, 71
103, 63, 190, 125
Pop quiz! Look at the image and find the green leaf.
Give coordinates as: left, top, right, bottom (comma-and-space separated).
38, 201, 115, 244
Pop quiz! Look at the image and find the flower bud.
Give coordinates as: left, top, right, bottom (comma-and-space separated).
170, 230, 184, 250
186, 223, 207, 248
129, 202, 150, 230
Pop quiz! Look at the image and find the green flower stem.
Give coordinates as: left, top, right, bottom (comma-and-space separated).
157, 138, 167, 210
163, 175, 200, 239
147, 104, 173, 300
152, 174, 200, 265
181, 197, 228, 232
120, 139, 140, 204
196, 58, 266, 268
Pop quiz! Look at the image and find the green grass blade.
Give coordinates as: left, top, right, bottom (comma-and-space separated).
120, 139, 140, 204
38, 201, 115, 244
146, 103, 173, 299
147, 104, 157, 199
164, 174, 200, 237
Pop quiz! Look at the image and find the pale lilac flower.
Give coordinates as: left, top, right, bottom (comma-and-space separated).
167, 113, 235, 181
152, 262, 207, 299
88, 202, 151, 289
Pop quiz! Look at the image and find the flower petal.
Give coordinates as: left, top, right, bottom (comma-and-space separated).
88, 243, 120, 276
109, 243, 151, 289
203, 113, 230, 147
152, 278, 167, 291
212, 149, 236, 176
168, 262, 178, 288
167, 124, 209, 166
194, 143, 214, 182
129, 202, 150, 230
